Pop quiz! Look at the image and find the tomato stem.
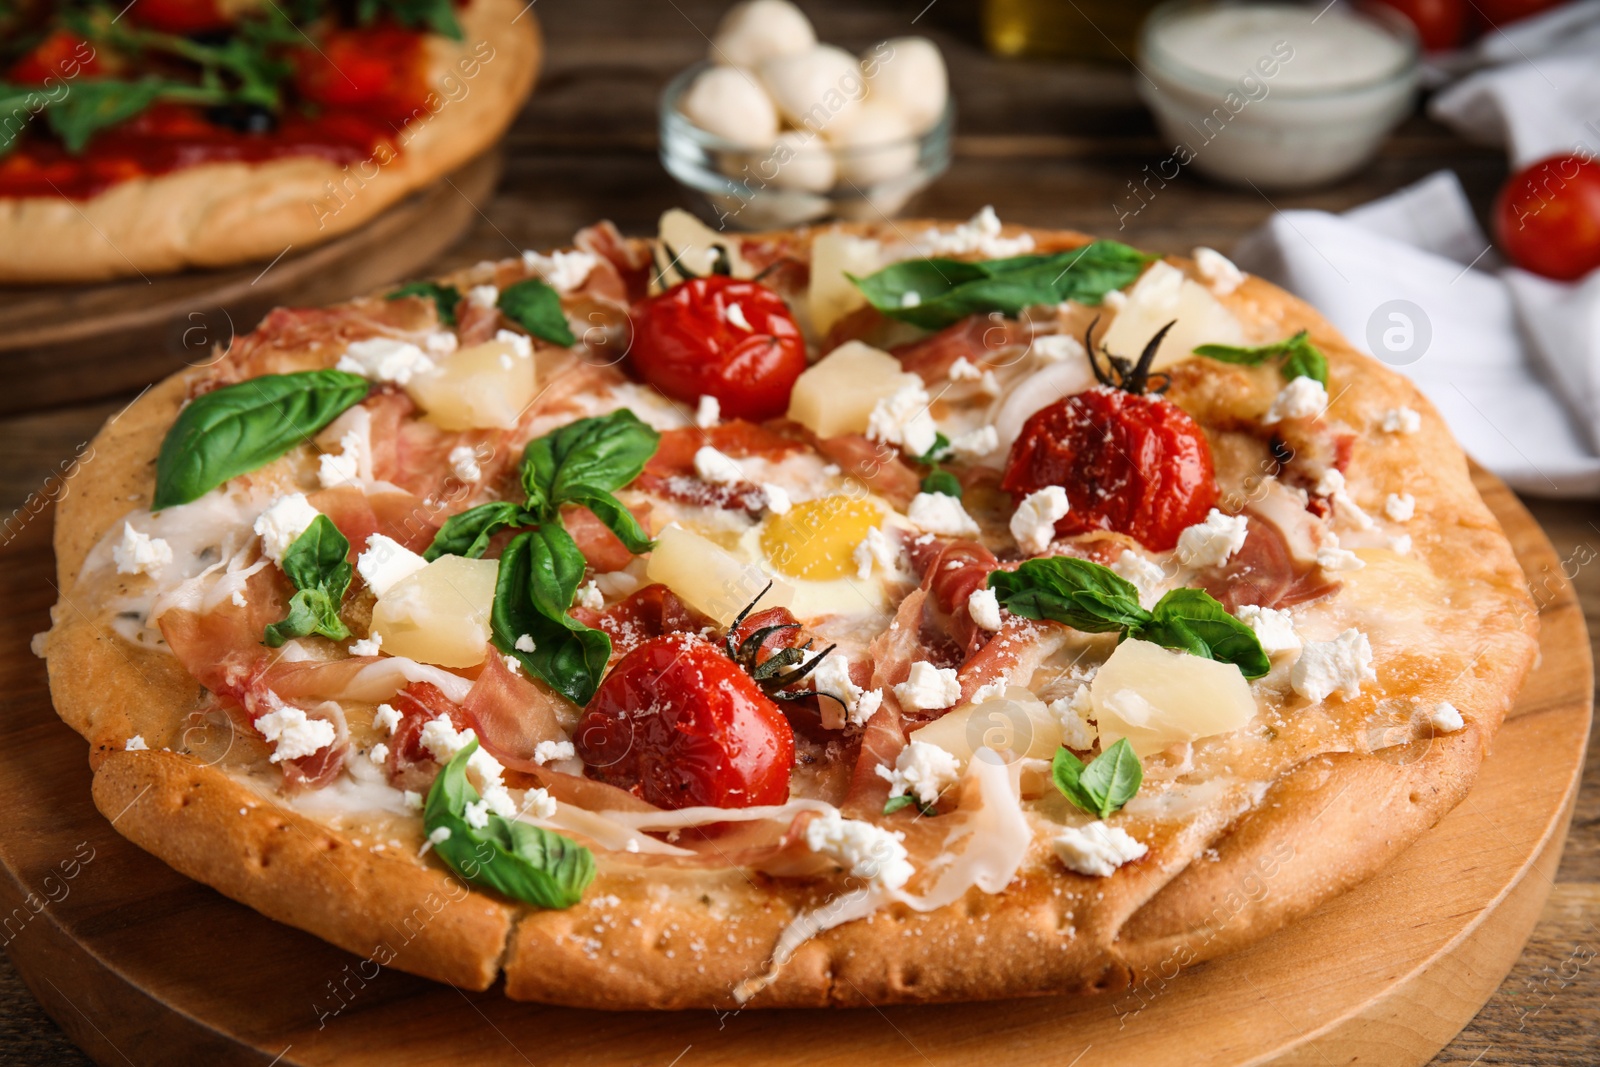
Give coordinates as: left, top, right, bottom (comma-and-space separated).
1086, 317, 1176, 396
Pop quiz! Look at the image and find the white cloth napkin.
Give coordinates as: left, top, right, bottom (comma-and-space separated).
1231, 170, 1600, 496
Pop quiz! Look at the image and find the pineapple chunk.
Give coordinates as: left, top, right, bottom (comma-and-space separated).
646, 525, 793, 626
807, 231, 883, 337
1090, 639, 1254, 756
911, 686, 1062, 765
786, 341, 919, 439
369, 555, 499, 668
1101, 260, 1246, 370
406, 338, 537, 431
657, 208, 751, 286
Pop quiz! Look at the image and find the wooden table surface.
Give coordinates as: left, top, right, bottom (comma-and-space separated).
0, 1, 1594, 1063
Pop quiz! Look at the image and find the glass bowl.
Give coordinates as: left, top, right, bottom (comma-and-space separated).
659, 61, 954, 230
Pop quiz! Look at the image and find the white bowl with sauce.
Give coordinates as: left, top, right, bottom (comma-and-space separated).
1138, 1, 1420, 189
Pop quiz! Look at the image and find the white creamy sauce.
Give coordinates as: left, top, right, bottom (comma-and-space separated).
1153, 6, 1408, 91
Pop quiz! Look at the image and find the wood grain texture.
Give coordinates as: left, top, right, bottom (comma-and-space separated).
0, 0, 1594, 1060
0, 468, 1582, 1067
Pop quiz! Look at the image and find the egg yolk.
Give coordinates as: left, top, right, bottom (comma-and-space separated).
760, 495, 883, 581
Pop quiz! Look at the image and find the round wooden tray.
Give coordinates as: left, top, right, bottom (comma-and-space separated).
0, 469, 1588, 1066
0, 149, 501, 417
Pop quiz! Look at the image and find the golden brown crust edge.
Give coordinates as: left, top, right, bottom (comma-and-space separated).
0, 0, 540, 285
44, 222, 1540, 1008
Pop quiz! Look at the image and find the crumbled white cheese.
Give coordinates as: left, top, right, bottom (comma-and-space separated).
1010, 485, 1070, 555
977, 370, 1001, 397
1110, 550, 1166, 609
514, 633, 537, 652
1049, 687, 1098, 750
811, 654, 882, 729
1290, 629, 1375, 703
576, 580, 604, 611
1176, 509, 1249, 569
449, 445, 482, 484
1316, 542, 1365, 572
1192, 246, 1245, 295
317, 449, 360, 489
403, 789, 424, 811
1379, 406, 1421, 434
724, 302, 753, 331
335, 337, 436, 385
1263, 376, 1328, 425
255, 698, 336, 763
866, 380, 938, 458
369, 742, 390, 765
113, 523, 173, 577
875, 740, 961, 807
419, 717, 524, 820
693, 445, 744, 485
357, 534, 429, 598
231, 589, 249, 607
1428, 701, 1463, 733
950, 426, 999, 457
852, 526, 898, 580
373, 703, 402, 735
947, 357, 982, 382
804, 810, 914, 889
253, 494, 320, 565
534, 739, 576, 764
900, 291, 921, 308
423, 331, 458, 357
761, 483, 792, 515
1051, 821, 1147, 877
969, 678, 1009, 705
493, 328, 534, 359
502, 654, 522, 675
906, 492, 980, 538
695, 394, 721, 428
917, 206, 1035, 259
967, 586, 1003, 632
1388, 534, 1413, 555
1102, 288, 1129, 311
347, 633, 383, 657
1385, 492, 1416, 522
1031, 333, 1086, 364
1313, 468, 1375, 530
521, 249, 599, 293
1236, 604, 1301, 655
419, 825, 451, 856
466, 283, 499, 309
124, 735, 148, 751
894, 661, 961, 712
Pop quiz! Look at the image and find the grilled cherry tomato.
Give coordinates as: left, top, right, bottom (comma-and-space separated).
7, 31, 99, 85
291, 29, 426, 114
1495, 154, 1600, 281
126, 0, 228, 33
628, 275, 806, 421
573, 632, 796, 809
1360, 0, 1466, 50
1001, 322, 1217, 553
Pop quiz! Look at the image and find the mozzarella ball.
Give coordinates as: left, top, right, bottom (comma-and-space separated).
768, 130, 837, 192
679, 65, 779, 148
760, 44, 865, 133
711, 0, 816, 68
862, 36, 949, 134
825, 101, 917, 186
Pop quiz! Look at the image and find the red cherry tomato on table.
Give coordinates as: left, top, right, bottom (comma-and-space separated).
573, 632, 795, 810
1360, 0, 1466, 51
1494, 154, 1600, 281
125, 0, 229, 33
628, 275, 807, 421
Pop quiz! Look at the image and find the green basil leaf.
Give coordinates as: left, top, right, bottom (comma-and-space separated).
917, 432, 952, 465
521, 410, 660, 519
988, 557, 1151, 633
357, 0, 464, 39
1194, 330, 1328, 387
850, 241, 1154, 331
46, 78, 171, 154
492, 527, 612, 706
1052, 738, 1142, 819
882, 794, 917, 815
1134, 588, 1271, 679
563, 489, 653, 555
424, 501, 532, 561
387, 280, 461, 327
424, 741, 594, 908
498, 278, 575, 348
153, 370, 369, 510
920, 469, 962, 498
264, 515, 352, 646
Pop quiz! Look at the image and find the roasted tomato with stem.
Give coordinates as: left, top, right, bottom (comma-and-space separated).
627, 274, 806, 421
1001, 320, 1219, 552
573, 588, 830, 809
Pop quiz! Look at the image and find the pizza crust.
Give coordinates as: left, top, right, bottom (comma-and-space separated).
42, 223, 1540, 1007
0, 0, 540, 285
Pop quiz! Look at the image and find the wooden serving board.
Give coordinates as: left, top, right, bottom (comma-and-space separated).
0, 149, 500, 417
0, 469, 1588, 1067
